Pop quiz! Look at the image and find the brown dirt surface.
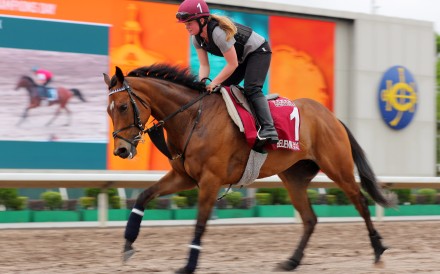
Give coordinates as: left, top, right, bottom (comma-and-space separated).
0, 221, 439, 273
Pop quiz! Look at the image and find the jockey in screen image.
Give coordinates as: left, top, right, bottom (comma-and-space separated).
32, 66, 55, 100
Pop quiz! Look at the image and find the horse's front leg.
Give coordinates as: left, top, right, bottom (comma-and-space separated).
16, 108, 29, 126
123, 170, 195, 262
176, 178, 222, 274
16, 105, 35, 126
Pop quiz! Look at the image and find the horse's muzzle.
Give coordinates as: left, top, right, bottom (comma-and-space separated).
114, 145, 137, 159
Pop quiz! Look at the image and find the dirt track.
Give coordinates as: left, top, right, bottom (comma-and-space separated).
0, 221, 439, 273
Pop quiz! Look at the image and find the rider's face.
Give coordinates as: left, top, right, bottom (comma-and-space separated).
184, 20, 199, 35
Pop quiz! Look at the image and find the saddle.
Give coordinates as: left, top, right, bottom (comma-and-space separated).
220, 85, 300, 151
219, 85, 300, 186
229, 85, 279, 115
37, 86, 58, 101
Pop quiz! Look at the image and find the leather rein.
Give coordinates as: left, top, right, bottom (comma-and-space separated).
108, 80, 210, 160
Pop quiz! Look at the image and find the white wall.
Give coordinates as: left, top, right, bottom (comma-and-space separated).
350, 16, 436, 176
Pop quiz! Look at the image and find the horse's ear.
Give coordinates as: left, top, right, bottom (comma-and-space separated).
103, 73, 111, 86
115, 66, 125, 83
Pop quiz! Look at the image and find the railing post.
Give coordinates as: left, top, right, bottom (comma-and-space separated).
375, 203, 384, 221
294, 209, 302, 223
98, 189, 108, 227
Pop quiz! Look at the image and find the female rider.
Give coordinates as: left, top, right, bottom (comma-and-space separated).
176, 0, 279, 145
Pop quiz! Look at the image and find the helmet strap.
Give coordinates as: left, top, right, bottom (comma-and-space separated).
196, 17, 208, 36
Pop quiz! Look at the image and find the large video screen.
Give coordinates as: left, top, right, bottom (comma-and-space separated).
0, 16, 108, 142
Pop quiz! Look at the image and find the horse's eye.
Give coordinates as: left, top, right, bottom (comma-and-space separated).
119, 104, 128, 112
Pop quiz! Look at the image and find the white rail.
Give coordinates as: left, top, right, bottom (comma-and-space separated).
0, 170, 439, 225
1, 170, 439, 188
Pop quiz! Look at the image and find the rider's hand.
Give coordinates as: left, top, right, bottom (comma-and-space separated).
206, 82, 220, 93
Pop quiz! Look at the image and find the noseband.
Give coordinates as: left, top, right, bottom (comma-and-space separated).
108, 81, 149, 147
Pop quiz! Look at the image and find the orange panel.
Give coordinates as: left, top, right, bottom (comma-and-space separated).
269, 16, 335, 110
0, 0, 125, 23
107, 1, 185, 170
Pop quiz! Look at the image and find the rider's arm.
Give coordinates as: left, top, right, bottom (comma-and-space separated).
211, 46, 238, 86
209, 27, 238, 86
196, 48, 210, 81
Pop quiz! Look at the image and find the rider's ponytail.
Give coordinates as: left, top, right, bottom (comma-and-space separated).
210, 14, 237, 41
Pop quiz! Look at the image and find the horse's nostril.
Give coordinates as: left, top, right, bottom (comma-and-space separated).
115, 147, 129, 158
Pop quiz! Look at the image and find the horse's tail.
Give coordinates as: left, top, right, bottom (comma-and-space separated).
70, 88, 86, 102
340, 121, 391, 207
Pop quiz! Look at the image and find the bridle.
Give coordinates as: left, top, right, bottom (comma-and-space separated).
108, 80, 149, 147
108, 79, 211, 160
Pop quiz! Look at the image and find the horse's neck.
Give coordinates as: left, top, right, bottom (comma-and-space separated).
135, 78, 200, 133
26, 85, 38, 95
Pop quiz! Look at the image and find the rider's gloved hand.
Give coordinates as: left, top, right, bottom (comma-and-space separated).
206, 82, 221, 93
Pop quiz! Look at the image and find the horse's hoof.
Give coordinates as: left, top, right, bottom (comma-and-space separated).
275, 259, 300, 271
175, 267, 194, 274
374, 260, 385, 268
122, 246, 135, 263
374, 245, 388, 263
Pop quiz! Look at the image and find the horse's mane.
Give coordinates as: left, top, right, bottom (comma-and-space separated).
22, 75, 36, 84
128, 64, 206, 92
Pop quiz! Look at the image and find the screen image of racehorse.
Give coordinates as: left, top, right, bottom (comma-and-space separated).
105, 64, 392, 273
0, 48, 108, 142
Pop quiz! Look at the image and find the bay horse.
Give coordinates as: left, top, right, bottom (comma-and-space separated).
104, 64, 391, 273
15, 75, 86, 126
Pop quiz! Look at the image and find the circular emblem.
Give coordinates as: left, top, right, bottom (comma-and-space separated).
378, 66, 418, 130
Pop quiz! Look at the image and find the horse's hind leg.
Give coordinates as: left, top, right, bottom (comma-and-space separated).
320, 159, 387, 263
62, 107, 71, 126
336, 177, 387, 263
276, 160, 320, 271
46, 107, 62, 126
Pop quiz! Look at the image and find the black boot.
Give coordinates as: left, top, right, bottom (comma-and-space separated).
248, 94, 279, 144
37, 85, 46, 98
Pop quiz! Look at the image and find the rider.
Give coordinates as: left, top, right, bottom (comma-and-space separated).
176, 0, 279, 145
32, 66, 55, 100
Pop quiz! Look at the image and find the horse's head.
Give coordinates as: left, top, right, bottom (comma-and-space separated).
104, 66, 151, 159
15, 75, 35, 90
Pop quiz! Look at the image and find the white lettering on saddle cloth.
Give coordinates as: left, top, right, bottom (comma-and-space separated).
273, 99, 295, 108
277, 139, 300, 150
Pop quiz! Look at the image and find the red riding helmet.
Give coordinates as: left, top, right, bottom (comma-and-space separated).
176, 0, 210, 23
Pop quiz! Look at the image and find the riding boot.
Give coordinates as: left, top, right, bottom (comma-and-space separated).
247, 92, 279, 144
37, 85, 46, 98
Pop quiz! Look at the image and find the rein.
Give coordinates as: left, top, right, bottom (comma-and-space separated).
108, 79, 210, 160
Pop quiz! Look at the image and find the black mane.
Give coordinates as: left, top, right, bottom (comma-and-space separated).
22, 75, 36, 84
128, 64, 206, 92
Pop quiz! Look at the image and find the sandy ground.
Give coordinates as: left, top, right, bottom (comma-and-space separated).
0, 48, 108, 141
0, 221, 439, 274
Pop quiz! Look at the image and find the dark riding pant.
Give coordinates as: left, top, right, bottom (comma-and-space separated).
222, 41, 271, 94
222, 41, 278, 144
